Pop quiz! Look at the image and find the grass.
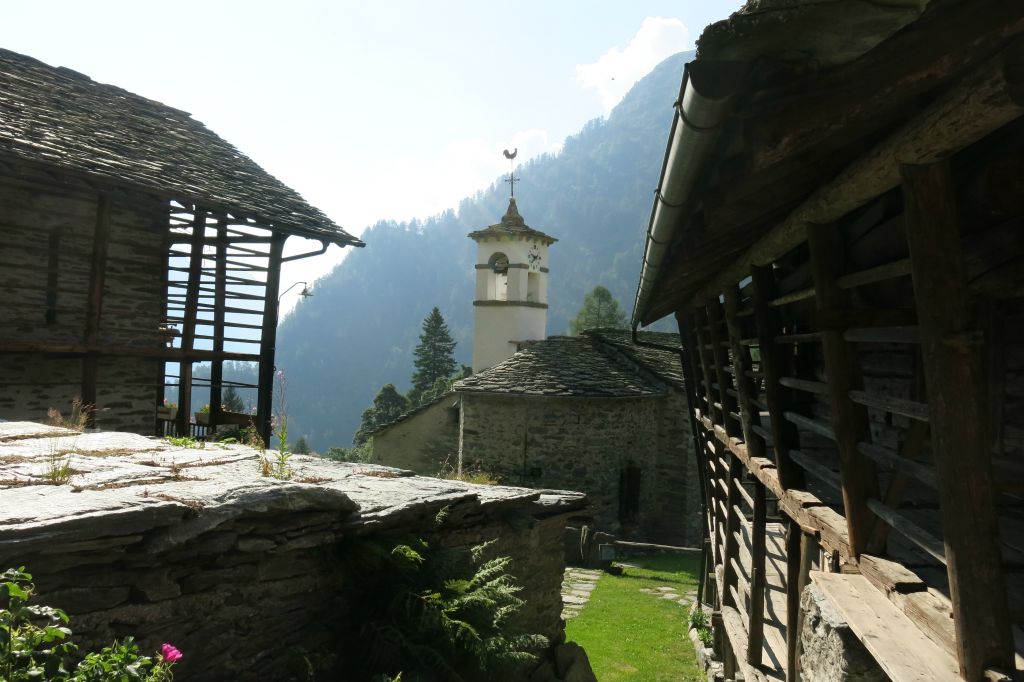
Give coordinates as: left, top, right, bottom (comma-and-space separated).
565, 554, 704, 682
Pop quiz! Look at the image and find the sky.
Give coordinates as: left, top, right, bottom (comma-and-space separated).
2, 1, 742, 314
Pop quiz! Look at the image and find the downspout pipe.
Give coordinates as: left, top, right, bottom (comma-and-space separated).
631, 60, 739, 329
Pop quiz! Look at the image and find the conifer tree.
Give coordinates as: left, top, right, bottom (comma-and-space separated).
222, 386, 245, 412
411, 307, 457, 393
569, 285, 628, 335
353, 383, 409, 445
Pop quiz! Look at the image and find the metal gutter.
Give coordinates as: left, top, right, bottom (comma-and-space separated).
631, 61, 740, 328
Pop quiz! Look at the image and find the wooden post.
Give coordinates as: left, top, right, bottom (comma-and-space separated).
722, 454, 742, 607
208, 219, 228, 430
902, 160, 1013, 681
175, 210, 206, 437
706, 299, 740, 437
724, 287, 766, 457
748, 479, 767, 666
257, 233, 286, 446
692, 307, 721, 425
81, 193, 111, 426
785, 521, 814, 682
751, 266, 805, 490
807, 222, 881, 557
677, 311, 715, 567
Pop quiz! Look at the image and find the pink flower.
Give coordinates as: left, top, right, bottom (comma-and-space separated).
161, 643, 183, 663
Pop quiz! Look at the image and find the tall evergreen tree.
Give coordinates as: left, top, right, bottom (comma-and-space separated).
569, 285, 628, 335
353, 383, 410, 446
411, 307, 457, 393
222, 386, 245, 412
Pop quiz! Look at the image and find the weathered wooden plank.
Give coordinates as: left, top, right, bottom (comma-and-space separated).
175, 211, 206, 437
848, 390, 929, 422
724, 286, 766, 458
723, 454, 743, 608
902, 159, 1014, 680
208, 219, 228, 430
789, 450, 841, 491
256, 233, 286, 445
748, 480, 767, 666
751, 266, 804, 490
708, 299, 741, 437
859, 554, 927, 595
808, 222, 881, 557
81, 193, 111, 425
836, 258, 912, 290
811, 572, 960, 682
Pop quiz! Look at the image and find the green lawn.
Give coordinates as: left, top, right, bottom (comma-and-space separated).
564, 554, 704, 681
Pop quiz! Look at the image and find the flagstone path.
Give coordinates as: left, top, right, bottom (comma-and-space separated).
560, 565, 697, 620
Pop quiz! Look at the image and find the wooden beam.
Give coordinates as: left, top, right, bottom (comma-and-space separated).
690, 40, 1024, 311
707, 299, 741, 438
209, 218, 228, 430
902, 159, 1014, 681
176, 210, 206, 437
81, 193, 111, 427
256, 233, 286, 445
724, 284, 765, 450
785, 520, 803, 682
692, 307, 721, 424
750, 266, 804, 490
722, 454, 743, 608
747, 479, 767, 666
807, 222, 881, 557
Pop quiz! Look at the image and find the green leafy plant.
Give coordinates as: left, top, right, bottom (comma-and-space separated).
260, 370, 294, 480
0, 568, 180, 681
165, 435, 204, 449
339, 538, 546, 681
688, 604, 713, 648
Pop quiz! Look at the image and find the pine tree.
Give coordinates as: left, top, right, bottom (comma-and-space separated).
223, 386, 245, 412
569, 285, 628, 335
353, 384, 410, 446
411, 307, 457, 393
293, 436, 311, 454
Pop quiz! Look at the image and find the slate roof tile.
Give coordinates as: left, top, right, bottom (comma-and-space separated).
0, 48, 362, 247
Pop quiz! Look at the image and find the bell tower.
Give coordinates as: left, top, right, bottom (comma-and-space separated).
468, 197, 556, 372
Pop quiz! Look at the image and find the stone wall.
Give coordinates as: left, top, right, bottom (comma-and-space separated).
0, 422, 587, 681
369, 395, 460, 475
458, 390, 699, 545
0, 171, 166, 434
799, 584, 889, 682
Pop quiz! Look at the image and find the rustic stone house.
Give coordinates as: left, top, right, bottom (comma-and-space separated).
0, 48, 363, 442
632, 1, 1024, 680
371, 328, 702, 546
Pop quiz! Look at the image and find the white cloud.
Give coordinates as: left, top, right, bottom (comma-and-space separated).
577, 17, 690, 112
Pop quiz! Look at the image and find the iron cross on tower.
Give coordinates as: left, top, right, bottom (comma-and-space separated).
503, 147, 518, 197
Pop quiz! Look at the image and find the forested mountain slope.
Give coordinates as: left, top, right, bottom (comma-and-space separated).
275, 51, 691, 450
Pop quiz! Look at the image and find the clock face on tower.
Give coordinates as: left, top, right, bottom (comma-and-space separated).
528, 243, 542, 271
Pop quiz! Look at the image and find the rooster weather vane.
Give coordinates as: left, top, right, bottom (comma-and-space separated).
503, 147, 518, 197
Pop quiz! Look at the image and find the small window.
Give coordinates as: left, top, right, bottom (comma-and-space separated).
618, 466, 642, 522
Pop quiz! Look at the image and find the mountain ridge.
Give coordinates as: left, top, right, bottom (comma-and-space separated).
272, 51, 691, 450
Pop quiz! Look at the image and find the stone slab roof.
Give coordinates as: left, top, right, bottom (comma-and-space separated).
454, 335, 666, 398
0, 48, 363, 247
467, 198, 556, 244
0, 421, 586, 559
585, 329, 685, 389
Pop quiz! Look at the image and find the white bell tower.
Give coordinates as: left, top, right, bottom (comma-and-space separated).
469, 197, 556, 372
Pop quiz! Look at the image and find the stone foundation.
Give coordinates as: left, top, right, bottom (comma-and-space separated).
800, 584, 889, 682
0, 421, 588, 681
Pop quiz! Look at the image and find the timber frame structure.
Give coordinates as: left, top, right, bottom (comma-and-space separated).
0, 48, 363, 443
633, 2, 1024, 681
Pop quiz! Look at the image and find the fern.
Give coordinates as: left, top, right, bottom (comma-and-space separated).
340, 537, 548, 680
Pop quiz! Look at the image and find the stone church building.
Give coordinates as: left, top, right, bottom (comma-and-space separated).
371, 199, 700, 546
